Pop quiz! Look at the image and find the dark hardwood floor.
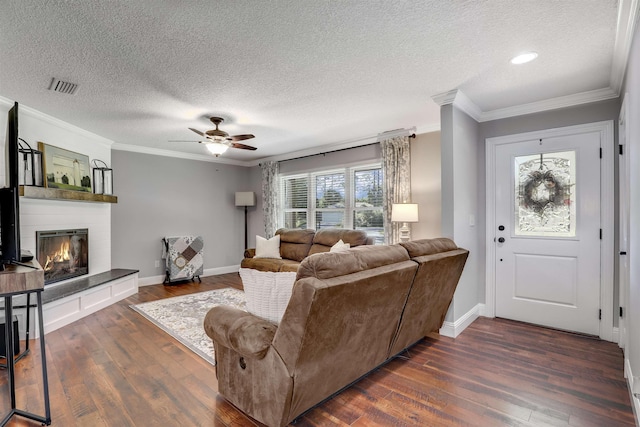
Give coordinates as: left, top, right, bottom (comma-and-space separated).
0, 273, 635, 426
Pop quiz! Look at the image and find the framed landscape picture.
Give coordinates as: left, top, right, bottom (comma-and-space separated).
38, 142, 92, 192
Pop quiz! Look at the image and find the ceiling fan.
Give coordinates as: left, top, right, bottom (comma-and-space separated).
184, 117, 257, 156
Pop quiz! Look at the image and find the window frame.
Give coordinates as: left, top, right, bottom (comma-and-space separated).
279, 162, 383, 233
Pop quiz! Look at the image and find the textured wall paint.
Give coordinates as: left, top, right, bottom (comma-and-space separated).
451, 107, 480, 320
411, 132, 441, 239
621, 21, 640, 399
111, 151, 252, 279
278, 144, 381, 174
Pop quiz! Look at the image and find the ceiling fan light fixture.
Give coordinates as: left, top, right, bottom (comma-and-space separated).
510, 52, 538, 65
206, 142, 229, 156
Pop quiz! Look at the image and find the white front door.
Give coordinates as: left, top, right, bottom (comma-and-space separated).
493, 131, 602, 335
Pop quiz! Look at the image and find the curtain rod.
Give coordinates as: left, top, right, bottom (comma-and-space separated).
273, 133, 416, 164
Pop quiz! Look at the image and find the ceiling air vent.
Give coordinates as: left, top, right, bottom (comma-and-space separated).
48, 78, 78, 95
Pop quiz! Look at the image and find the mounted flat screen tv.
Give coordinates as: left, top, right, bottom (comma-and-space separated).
0, 101, 21, 264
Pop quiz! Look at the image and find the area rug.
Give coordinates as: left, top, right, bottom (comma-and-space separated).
130, 287, 246, 365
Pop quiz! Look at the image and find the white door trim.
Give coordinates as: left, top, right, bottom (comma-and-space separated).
485, 120, 615, 341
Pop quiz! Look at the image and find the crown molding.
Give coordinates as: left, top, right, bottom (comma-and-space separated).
431, 89, 459, 107
478, 87, 619, 122
611, 0, 640, 93
431, 89, 482, 121
0, 96, 114, 148
111, 142, 251, 167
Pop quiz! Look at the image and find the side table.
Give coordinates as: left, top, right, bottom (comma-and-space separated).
0, 261, 51, 426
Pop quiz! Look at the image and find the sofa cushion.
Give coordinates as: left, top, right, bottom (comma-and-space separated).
400, 237, 458, 258
297, 244, 410, 280
240, 268, 297, 324
241, 257, 285, 272
308, 228, 370, 255
276, 228, 315, 262
255, 235, 282, 259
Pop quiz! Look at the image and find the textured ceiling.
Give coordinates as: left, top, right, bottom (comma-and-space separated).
0, 1, 630, 164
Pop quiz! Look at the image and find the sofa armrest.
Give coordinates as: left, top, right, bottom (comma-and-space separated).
244, 248, 256, 258
204, 305, 277, 359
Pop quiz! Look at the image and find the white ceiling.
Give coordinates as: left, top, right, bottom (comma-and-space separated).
0, 1, 636, 166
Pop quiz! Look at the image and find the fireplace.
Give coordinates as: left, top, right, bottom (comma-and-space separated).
36, 229, 88, 284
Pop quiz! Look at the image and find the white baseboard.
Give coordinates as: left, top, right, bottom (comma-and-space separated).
439, 303, 485, 338
624, 358, 640, 425
613, 326, 620, 344
138, 264, 240, 287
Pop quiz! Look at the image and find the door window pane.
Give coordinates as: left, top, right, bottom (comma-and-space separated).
515, 151, 576, 237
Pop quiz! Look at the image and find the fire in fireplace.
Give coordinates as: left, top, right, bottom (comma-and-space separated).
36, 229, 88, 284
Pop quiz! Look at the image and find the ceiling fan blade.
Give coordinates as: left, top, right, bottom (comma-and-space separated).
231, 142, 257, 151
229, 134, 255, 141
189, 127, 206, 137
168, 140, 200, 142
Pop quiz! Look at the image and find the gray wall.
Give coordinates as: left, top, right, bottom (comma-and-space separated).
278, 143, 381, 174
246, 165, 263, 249
111, 150, 253, 279
441, 104, 481, 322
621, 21, 640, 396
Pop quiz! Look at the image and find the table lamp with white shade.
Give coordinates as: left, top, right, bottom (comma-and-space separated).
391, 203, 419, 242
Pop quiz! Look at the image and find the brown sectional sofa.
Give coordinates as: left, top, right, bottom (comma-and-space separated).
204, 237, 468, 427
241, 227, 374, 272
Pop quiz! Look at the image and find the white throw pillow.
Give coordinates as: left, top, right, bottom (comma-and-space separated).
239, 268, 296, 323
330, 239, 351, 253
254, 235, 282, 259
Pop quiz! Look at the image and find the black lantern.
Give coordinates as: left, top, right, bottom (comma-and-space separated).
18, 138, 43, 187
92, 159, 113, 195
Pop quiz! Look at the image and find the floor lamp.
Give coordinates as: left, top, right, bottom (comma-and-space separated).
235, 192, 256, 249
391, 203, 419, 243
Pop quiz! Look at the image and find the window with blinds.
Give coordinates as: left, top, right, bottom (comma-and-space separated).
279, 164, 383, 243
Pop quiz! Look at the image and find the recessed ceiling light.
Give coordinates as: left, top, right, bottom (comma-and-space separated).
510, 52, 538, 65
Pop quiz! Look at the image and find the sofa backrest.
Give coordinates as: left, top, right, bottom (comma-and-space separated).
275, 228, 315, 262
273, 244, 416, 421
307, 228, 372, 256
388, 238, 469, 356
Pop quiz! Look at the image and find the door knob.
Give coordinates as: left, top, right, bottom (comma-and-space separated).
498, 237, 505, 243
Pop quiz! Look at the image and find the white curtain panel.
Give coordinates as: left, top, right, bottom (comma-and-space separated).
381, 135, 411, 244
261, 161, 279, 238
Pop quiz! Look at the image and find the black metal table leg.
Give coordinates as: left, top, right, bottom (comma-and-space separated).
4, 296, 16, 409
36, 291, 51, 423
0, 291, 51, 426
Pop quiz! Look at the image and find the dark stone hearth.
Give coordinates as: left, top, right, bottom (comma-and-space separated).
42, 269, 138, 304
